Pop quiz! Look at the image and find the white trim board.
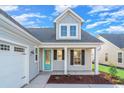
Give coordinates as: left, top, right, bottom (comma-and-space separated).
54, 8, 84, 23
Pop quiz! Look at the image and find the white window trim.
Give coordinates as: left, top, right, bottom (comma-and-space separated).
59, 23, 78, 39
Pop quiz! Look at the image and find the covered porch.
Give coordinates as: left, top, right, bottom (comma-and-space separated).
39, 43, 99, 75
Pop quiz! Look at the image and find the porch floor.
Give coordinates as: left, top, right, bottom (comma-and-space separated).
51, 71, 95, 75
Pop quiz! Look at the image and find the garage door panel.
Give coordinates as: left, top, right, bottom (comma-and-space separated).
0, 43, 26, 88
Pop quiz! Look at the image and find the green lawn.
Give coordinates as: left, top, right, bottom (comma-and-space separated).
92, 64, 124, 79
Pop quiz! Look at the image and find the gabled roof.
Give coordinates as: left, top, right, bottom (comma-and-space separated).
99, 34, 124, 48
0, 8, 30, 34
27, 28, 102, 43
54, 8, 84, 23
0, 8, 42, 44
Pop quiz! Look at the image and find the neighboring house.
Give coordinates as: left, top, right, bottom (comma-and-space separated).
0, 8, 102, 88
97, 34, 124, 68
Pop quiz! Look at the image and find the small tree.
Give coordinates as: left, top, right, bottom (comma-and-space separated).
109, 63, 118, 77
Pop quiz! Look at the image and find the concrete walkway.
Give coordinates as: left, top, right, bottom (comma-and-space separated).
24, 72, 124, 88
45, 84, 124, 88
24, 72, 51, 88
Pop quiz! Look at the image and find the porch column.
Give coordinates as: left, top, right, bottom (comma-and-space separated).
94, 48, 99, 75
64, 47, 67, 74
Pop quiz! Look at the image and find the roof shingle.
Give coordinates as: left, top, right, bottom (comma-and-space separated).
27, 28, 102, 43
100, 34, 124, 48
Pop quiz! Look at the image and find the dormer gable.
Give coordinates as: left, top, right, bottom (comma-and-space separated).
54, 8, 84, 40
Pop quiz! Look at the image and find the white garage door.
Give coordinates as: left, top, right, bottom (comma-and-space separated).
0, 42, 27, 88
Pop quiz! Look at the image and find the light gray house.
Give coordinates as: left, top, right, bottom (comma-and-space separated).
97, 34, 124, 68
0, 8, 102, 88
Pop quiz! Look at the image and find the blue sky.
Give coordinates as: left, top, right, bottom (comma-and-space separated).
0, 5, 124, 35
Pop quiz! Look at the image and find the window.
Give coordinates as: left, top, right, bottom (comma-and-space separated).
54, 49, 64, 61
70, 26, 76, 36
73, 50, 81, 65
118, 52, 122, 63
57, 49, 62, 60
59, 24, 78, 39
14, 47, 25, 52
0, 44, 10, 51
70, 49, 85, 65
105, 53, 108, 62
35, 48, 39, 62
61, 26, 67, 36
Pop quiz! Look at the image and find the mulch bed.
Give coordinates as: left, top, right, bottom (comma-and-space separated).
47, 72, 124, 84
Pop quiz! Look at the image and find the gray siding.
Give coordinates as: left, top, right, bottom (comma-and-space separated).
56, 11, 81, 40
0, 21, 39, 81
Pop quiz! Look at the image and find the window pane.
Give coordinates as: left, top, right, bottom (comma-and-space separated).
0, 44, 10, 51
61, 26, 67, 36
14, 47, 24, 52
70, 26, 76, 36
73, 50, 81, 65
57, 49, 62, 60
118, 52, 122, 63
46, 50, 50, 64
105, 53, 108, 61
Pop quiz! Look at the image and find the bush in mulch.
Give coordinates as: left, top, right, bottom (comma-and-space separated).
109, 64, 118, 77
47, 72, 124, 84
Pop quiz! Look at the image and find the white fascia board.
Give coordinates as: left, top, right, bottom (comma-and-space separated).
39, 42, 102, 48
54, 8, 84, 23
40, 42, 103, 45
0, 14, 42, 45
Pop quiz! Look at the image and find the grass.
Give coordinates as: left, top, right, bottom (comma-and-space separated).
92, 64, 124, 79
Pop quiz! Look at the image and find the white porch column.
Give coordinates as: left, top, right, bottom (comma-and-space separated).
64, 47, 67, 74
94, 48, 99, 75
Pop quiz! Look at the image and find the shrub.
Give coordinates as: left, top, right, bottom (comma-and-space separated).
109, 64, 118, 77
55, 76, 60, 80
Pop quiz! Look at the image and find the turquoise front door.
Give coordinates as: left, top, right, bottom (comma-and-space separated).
44, 49, 51, 71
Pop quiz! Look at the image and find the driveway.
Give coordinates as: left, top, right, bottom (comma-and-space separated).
24, 72, 124, 88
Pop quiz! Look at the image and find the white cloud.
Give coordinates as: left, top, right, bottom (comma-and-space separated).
88, 6, 114, 14
110, 9, 124, 18
88, 5, 120, 14
85, 19, 92, 23
0, 5, 18, 11
99, 12, 109, 17
52, 5, 78, 16
106, 25, 124, 33
95, 30, 105, 34
12, 13, 47, 24
12, 13, 47, 27
98, 9, 124, 18
86, 21, 108, 29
